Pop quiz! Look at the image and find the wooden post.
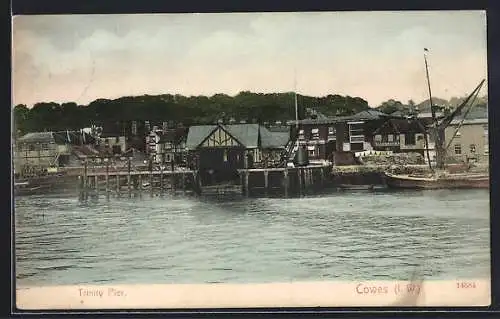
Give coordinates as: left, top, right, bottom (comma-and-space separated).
105, 159, 109, 195
116, 174, 120, 197
284, 168, 289, 198
139, 174, 142, 198
298, 167, 303, 197
160, 167, 164, 196
94, 175, 98, 194
264, 170, 269, 197
171, 173, 176, 194
245, 170, 249, 197
78, 176, 84, 201
127, 158, 131, 197
197, 171, 202, 195
149, 159, 153, 197
83, 158, 88, 197
181, 172, 186, 195
320, 167, 324, 187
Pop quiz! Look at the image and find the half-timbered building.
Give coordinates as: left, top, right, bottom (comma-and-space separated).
185, 123, 289, 184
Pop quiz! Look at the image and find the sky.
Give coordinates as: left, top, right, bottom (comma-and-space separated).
12, 11, 488, 108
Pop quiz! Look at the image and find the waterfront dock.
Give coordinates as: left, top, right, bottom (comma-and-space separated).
78, 164, 332, 200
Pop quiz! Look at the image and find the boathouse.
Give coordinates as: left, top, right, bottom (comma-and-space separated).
185, 123, 289, 184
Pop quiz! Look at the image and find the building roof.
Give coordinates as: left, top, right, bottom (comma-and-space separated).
455, 107, 488, 120
349, 109, 390, 121
260, 127, 290, 149
449, 118, 488, 125
373, 119, 425, 135
186, 124, 289, 150
158, 128, 189, 143
296, 108, 392, 125
18, 132, 54, 143
17, 131, 96, 145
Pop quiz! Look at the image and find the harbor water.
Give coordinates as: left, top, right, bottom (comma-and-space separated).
15, 189, 490, 286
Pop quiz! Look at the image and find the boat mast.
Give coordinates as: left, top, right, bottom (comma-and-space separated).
294, 68, 299, 129
423, 48, 435, 171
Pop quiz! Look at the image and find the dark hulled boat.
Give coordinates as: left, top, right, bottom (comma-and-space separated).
14, 173, 78, 196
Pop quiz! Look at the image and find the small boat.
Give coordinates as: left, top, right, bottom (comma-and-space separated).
384, 171, 489, 190
14, 181, 49, 196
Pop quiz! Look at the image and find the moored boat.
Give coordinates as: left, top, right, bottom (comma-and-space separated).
384, 171, 489, 190
383, 49, 488, 190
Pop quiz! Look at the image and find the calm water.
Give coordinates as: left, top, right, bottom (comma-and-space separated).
14, 189, 490, 286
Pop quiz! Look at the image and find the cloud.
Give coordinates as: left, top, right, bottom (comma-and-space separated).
12, 11, 487, 107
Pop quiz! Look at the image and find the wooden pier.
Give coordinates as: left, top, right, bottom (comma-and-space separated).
237, 165, 331, 197
78, 164, 332, 200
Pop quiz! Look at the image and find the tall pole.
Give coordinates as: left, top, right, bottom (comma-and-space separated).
294, 69, 299, 129
424, 50, 436, 123
423, 48, 442, 170
293, 68, 300, 163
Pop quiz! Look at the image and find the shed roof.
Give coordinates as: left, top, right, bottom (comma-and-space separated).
186, 124, 289, 150
186, 125, 217, 150
260, 127, 290, 149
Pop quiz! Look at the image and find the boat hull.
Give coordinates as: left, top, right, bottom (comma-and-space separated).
384, 172, 489, 190
14, 175, 79, 196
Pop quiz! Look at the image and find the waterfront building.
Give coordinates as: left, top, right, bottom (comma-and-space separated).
146, 127, 189, 165
371, 118, 436, 164
13, 131, 96, 176
99, 135, 128, 155
444, 118, 489, 163
294, 109, 394, 163
185, 123, 289, 184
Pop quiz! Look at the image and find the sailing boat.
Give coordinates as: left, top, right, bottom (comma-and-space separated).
384, 49, 489, 189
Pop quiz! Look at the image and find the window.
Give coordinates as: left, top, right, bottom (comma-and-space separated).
454, 144, 462, 155
311, 128, 319, 139
298, 129, 305, 140
348, 122, 364, 143
470, 144, 476, 153
349, 123, 364, 136
223, 150, 228, 162
328, 127, 336, 135
405, 133, 416, 145
307, 145, 316, 157
387, 134, 394, 142
374, 134, 382, 142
